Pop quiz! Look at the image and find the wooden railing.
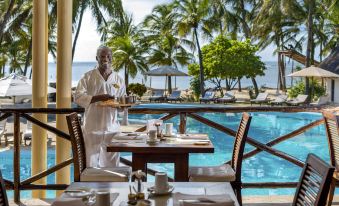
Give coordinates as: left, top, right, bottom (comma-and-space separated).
0, 106, 329, 203
0, 108, 83, 203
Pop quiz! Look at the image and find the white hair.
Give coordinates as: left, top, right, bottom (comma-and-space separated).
96, 45, 112, 56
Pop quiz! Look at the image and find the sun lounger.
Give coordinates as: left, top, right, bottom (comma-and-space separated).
250, 92, 269, 106
199, 91, 216, 104
310, 95, 329, 106
149, 90, 165, 102
270, 94, 288, 105
166, 90, 182, 103
0, 117, 6, 146
286, 94, 308, 106
217, 91, 236, 104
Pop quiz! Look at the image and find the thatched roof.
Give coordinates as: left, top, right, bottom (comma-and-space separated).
320, 45, 339, 74
279, 50, 320, 66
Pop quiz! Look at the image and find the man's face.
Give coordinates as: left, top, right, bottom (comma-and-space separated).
97, 48, 112, 70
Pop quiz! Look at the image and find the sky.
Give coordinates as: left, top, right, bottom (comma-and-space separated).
71, 0, 277, 62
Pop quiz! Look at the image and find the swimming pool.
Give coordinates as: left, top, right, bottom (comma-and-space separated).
0, 108, 329, 197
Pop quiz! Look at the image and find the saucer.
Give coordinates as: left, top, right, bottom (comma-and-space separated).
147, 185, 174, 195
146, 139, 159, 144
163, 133, 175, 137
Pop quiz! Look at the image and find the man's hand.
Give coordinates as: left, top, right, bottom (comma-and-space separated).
90, 94, 114, 104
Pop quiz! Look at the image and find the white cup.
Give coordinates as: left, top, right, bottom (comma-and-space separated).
165, 123, 173, 136
148, 130, 157, 142
95, 191, 110, 206
154, 172, 169, 193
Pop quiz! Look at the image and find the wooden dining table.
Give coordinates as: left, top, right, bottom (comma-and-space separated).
107, 135, 214, 181
64, 182, 240, 206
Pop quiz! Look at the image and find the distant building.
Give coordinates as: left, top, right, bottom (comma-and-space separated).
320, 46, 339, 103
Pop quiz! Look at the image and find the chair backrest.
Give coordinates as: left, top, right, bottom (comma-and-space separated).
255, 92, 268, 100
170, 90, 181, 98
66, 112, 87, 182
296, 94, 308, 102
0, 170, 9, 206
224, 91, 235, 98
323, 112, 339, 171
152, 90, 164, 97
231, 112, 252, 183
292, 154, 334, 206
204, 91, 215, 98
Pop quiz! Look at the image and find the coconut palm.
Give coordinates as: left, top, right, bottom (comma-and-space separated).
173, 0, 212, 96
105, 12, 149, 92
253, 0, 305, 90
69, 0, 123, 60
143, 4, 194, 93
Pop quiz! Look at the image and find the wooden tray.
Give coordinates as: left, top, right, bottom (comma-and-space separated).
99, 100, 138, 108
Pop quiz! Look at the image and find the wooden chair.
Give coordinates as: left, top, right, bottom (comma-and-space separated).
292, 154, 334, 206
189, 112, 252, 205
66, 112, 131, 182
322, 111, 339, 205
0, 170, 9, 206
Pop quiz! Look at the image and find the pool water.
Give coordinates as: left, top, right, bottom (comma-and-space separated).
0, 110, 329, 197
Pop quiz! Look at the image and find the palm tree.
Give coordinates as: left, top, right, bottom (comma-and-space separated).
69, 0, 123, 60
173, 0, 212, 96
253, 0, 304, 91
105, 12, 149, 92
143, 4, 194, 93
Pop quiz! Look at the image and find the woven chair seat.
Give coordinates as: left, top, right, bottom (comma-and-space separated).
80, 166, 131, 182
189, 164, 235, 182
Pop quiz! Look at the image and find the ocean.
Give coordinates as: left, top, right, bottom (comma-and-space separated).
7, 61, 301, 90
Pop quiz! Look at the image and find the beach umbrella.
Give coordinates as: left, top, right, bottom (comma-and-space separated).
145, 66, 188, 94
287, 65, 339, 78
0, 73, 56, 101
288, 65, 339, 98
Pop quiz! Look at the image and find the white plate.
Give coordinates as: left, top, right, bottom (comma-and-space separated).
148, 185, 174, 195
64, 190, 93, 198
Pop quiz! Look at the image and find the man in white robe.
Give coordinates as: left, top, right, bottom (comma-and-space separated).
74, 46, 125, 167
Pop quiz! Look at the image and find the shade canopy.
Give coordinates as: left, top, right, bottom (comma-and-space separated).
288, 65, 339, 78
145, 66, 188, 77
0, 73, 56, 97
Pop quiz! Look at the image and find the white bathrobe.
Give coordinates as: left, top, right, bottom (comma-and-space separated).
74, 67, 126, 167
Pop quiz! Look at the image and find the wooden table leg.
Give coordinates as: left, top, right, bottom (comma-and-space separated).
132, 153, 147, 181
174, 153, 189, 181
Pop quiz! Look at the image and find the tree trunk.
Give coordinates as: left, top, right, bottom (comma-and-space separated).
237, 77, 242, 92
225, 79, 230, 90
305, 0, 314, 95
251, 77, 259, 94
0, 0, 16, 45
72, 2, 86, 61
168, 76, 172, 94
23, 38, 32, 76
125, 66, 129, 94
194, 28, 205, 96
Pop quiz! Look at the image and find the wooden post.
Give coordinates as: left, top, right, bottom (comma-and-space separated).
13, 113, 20, 203
179, 113, 187, 134
56, 0, 72, 196
32, 0, 48, 198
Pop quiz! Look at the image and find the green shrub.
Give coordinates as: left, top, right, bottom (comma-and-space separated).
288, 80, 326, 100
127, 83, 147, 98
190, 77, 201, 101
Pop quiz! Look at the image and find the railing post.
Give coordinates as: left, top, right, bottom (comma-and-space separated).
179, 112, 187, 134
13, 113, 20, 203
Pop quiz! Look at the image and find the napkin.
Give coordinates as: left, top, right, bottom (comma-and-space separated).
173, 193, 235, 206
177, 134, 209, 140
51, 197, 86, 206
